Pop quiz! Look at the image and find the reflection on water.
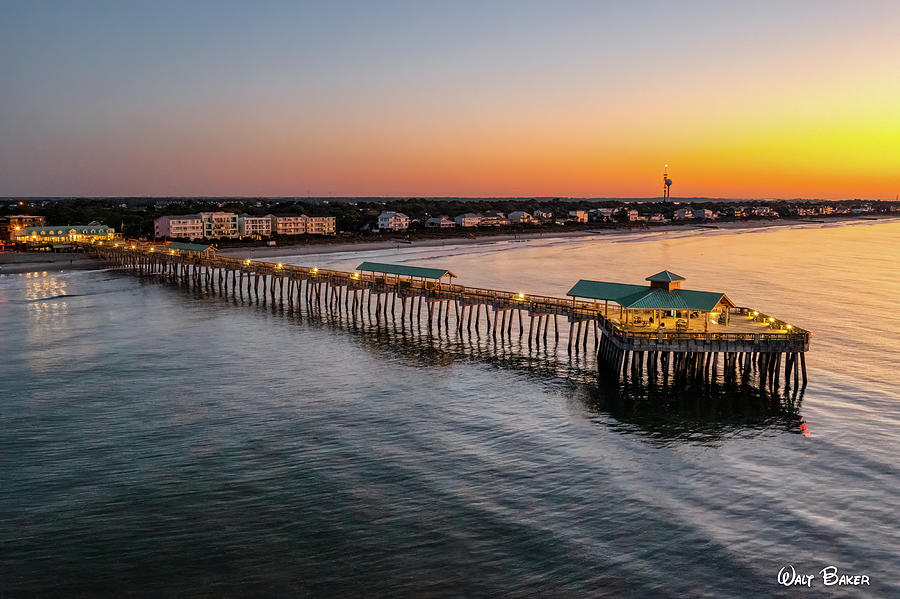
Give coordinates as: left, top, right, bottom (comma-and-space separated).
2, 222, 899, 598
171, 278, 807, 445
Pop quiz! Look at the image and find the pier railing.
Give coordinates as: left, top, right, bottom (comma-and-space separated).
87, 241, 810, 346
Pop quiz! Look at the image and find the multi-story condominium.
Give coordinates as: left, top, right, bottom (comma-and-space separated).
267, 214, 336, 236
306, 216, 336, 235
455, 213, 482, 227
238, 214, 272, 238
0, 215, 46, 242
508, 211, 534, 224
270, 214, 308, 235
199, 212, 238, 238
426, 216, 457, 228
154, 214, 203, 239
377, 211, 410, 231
568, 210, 588, 223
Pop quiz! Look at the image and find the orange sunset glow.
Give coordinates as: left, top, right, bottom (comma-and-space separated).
2, 1, 899, 198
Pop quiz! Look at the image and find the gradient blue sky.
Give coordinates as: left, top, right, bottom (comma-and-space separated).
2, 0, 899, 197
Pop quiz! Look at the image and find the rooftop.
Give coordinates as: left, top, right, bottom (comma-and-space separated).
567, 272, 732, 312
356, 261, 455, 280
646, 270, 685, 283
166, 242, 215, 253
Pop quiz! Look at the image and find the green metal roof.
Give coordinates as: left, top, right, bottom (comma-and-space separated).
616, 288, 729, 311
645, 270, 685, 282
568, 278, 732, 311
356, 261, 455, 280
566, 280, 648, 302
166, 242, 214, 253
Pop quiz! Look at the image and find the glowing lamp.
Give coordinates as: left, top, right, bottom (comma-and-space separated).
786, 324, 793, 330
312, 267, 318, 273
518, 292, 525, 300
752, 311, 759, 316
276, 263, 283, 269
769, 317, 775, 322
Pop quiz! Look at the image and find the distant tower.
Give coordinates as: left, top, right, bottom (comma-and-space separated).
663, 164, 673, 201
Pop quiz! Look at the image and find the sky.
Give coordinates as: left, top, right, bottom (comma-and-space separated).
1, 0, 899, 199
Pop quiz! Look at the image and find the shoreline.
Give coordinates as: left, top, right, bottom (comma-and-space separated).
1, 215, 895, 270
0, 252, 108, 275
217, 215, 899, 259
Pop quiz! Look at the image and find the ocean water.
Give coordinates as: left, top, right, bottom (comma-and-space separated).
2, 220, 898, 597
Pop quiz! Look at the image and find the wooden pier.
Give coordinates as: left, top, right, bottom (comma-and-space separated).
86, 241, 810, 391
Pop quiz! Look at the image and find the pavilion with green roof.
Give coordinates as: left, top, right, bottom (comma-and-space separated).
567, 270, 734, 331
165, 241, 216, 256
356, 261, 456, 282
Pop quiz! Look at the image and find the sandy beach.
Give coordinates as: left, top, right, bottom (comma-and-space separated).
0, 252, 108, 275
216, 215, 897, 259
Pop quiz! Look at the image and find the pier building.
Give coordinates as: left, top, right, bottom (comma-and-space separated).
567, 271, 734, 331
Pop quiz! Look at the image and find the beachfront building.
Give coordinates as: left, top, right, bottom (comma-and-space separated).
425, 216, 456, 228
306, 216, 336, 235
238, 214, 272, 238
1, 215, 46, 245
794, 205, 835, 216
589, 208, 615, 222
508, 211, 535, 224
199, 212, 238, 238
378, 211, 410, 231
567, 270, 735, 332
568, 210, 588, 223
722, 207, 747, 218
622, 208, 640, 221
18, 222, 117, 246
480, 211, 508, 226
455, 213, 482, 227
533, 209, 553, 221
268, 214, 336, 236
270, 214, 307, 235
751, 206, 779, 218
154, 214, 203, 239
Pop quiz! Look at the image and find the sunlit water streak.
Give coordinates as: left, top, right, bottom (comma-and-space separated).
1, 220, 898, 597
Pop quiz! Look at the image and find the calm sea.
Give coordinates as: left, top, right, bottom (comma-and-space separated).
2, 221, 898, 597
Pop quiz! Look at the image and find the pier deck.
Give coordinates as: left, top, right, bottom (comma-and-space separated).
86, 241, 811, 390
